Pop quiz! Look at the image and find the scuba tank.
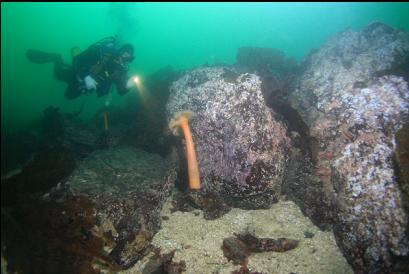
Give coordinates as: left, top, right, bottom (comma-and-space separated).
93, 35, 119, 56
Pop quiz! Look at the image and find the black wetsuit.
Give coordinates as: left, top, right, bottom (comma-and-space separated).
54, 39, 130, 99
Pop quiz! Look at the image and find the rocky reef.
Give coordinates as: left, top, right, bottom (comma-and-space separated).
1, 66, 182, 273
2, 21, 409, 274
395, 122, 409, 210
289, 22, 409, 273
165, 22, 409, 273
1, 146, 177, 272
66, 147, 177, 268
166, 67, 291, 209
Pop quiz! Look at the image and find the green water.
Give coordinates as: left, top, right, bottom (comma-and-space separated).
2, 2, 409, 133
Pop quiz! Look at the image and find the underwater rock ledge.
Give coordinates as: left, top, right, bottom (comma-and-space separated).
289, 21, 409, 273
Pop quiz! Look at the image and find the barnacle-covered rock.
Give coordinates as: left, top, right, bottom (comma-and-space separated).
395, 122, 409, 209
289, 22, 409, 273
1, 146, 177, 273
65, 146, 176, 268
166, 67, 291, 209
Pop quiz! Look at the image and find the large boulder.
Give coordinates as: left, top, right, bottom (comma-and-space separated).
66, 146, 176, 268
289, 22, 409, 273
1, 146, 177, 272
166, 67, 291, 208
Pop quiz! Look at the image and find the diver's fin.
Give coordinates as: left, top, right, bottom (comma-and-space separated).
26, 49, 61, 64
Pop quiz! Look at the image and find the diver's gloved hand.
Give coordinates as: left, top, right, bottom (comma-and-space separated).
84, 75, 98, 90
126, 77, 136, 89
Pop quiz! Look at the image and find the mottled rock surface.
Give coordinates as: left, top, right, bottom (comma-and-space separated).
1, 146, 177, 273
395, 122, 409, 210
166, 67, 291, 208
289, 22, 409, 273
65, 146, 176, 268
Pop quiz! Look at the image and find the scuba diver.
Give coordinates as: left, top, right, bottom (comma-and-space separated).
26, 36, 137, 100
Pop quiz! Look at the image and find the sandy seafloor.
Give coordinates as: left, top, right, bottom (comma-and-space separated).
123, 196, 353, 274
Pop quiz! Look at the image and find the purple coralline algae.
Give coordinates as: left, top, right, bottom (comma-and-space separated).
290, 22, 409, 272
166, 67, 291, 208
